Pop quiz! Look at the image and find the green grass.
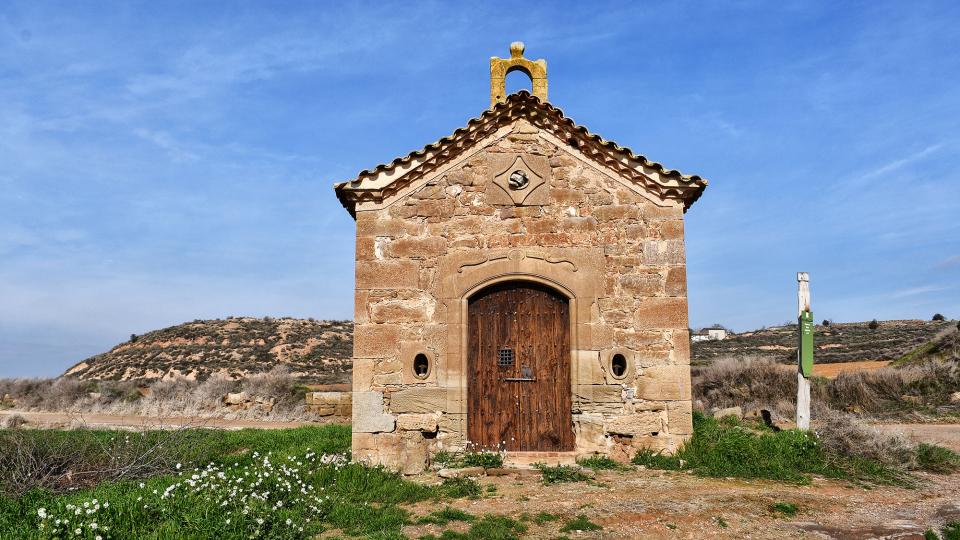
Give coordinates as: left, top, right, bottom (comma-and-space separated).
432, 450, 504, 469
418, 514, 527, 540
416, 507, 475, 525
534, 464, 590, 485
533, 511, 560, 524
769, 501, 798, 517
915, 443, 960, 473
576, 455, 624, 470
0, 425, 478, 539
927, 523, 960, 540
632, 412, 912, 485
559, 514, 601, 532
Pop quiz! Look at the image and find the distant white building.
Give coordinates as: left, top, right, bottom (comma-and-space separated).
691, 327, 730, 342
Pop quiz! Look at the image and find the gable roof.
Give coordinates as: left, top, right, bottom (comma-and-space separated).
334, 91, 707, 217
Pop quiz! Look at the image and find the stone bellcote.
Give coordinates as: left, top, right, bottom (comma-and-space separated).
490, 41, 547, 108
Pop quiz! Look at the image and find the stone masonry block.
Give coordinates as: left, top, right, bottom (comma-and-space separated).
397, 413, 440, 432
352, 391, 396, 433
353, 324, 401, 358
636, 365, 691, 401
356, 260, 419, 289
384, 237, 448, 259
667, 400, 693, 435
575, 384, 623, 403
634, 298, 689, 330
389, 388, 449, 414
605, 412, 664, 436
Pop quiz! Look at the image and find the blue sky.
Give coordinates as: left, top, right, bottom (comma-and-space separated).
1, 1, 958, 377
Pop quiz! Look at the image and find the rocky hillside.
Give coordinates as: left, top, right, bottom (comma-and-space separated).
691, 319, 956, 366
64, 317, 353, 383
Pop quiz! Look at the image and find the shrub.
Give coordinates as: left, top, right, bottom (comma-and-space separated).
933, 313, 946, 321
459, 450, 504, 469
769, 502, 798, 517
822, 319, 831, 327
416, 506, 475, 525
869, 319, 880, 329
633, 411, 911, 485
914, 443, 960, 473
438, 477, 482, 498
534, 464, 589, 484
560, 515, 602, 532
576, 455, 623, 470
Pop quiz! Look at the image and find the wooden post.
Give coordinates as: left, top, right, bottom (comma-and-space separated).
796, 272, 811, 430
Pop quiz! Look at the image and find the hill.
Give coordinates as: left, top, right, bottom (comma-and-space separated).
63, 317, 353, 383
691, 319, 955, 366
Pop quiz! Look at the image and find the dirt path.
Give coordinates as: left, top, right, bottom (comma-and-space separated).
0, 410, 334, 430
873, 423, 960, 452
404, 469, 960, 539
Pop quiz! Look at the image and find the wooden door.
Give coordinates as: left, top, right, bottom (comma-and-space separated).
467, 282, 573, 451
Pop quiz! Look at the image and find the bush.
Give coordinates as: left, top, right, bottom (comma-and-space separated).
560, 514, 602, 532
633, 411, 911, 485
933, 313, 946, 321
577, 455, 623, 470
534, 464, 590, 484
914, 443, 960, 473
869, 319, 880, 329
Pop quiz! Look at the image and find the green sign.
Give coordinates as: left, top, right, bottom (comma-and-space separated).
799, 310, 814, 377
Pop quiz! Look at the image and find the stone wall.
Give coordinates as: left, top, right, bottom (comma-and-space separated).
351, 119, 692, 473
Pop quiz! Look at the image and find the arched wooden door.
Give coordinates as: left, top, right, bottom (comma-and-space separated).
467, 281, 574, 451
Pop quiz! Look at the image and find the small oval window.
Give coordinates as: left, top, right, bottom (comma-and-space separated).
610, 353, 628, 379
413, 353, 430, 379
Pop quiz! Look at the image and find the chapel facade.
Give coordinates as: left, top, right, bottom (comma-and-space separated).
334, 43, 708, 473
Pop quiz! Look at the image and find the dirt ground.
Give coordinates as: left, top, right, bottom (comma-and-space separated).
404, 468, 960, 539
873, 423, 960, 452
811, 361, 892, 378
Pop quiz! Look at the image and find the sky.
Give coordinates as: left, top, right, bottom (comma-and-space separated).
1, 1, 958, 377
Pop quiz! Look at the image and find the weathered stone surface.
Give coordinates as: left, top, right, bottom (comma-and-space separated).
352, 392, 395, 433
634, 298, 689, 330
636, 366, 691, 401
605, 412, 664, 436
667, 401, 693, 436
575, 385, 623, 403
390, 388, 448, 414
438, 466, 485, 478
950, 391, 960, 404
353, 324, 400, 358
356, 260, 419, 289
384, 237, 448, 259
397, 413, 439, 432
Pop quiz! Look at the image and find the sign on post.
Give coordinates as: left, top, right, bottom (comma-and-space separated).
799, 310, 814, 378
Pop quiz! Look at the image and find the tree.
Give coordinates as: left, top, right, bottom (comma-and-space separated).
130, 334, 138, 343
868, 319, 880, 330
932, 313, 946, 321
822, 319, 831, 327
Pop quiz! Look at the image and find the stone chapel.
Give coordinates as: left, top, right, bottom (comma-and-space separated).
334, 43, 708, 473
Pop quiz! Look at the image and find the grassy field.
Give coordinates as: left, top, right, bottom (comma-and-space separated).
633, 411, 959, 486
2, 418, 958, 539
0, 425, 484, 539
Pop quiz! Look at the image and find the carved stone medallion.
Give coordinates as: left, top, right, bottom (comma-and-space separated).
486, 153, 550, 206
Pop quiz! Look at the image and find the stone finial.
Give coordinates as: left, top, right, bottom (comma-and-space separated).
490, 41, 547, 108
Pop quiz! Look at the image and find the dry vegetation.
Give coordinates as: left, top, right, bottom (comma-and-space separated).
692, 319, 955, 365
0, 366, 322, 422
62, 317, 352, 383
